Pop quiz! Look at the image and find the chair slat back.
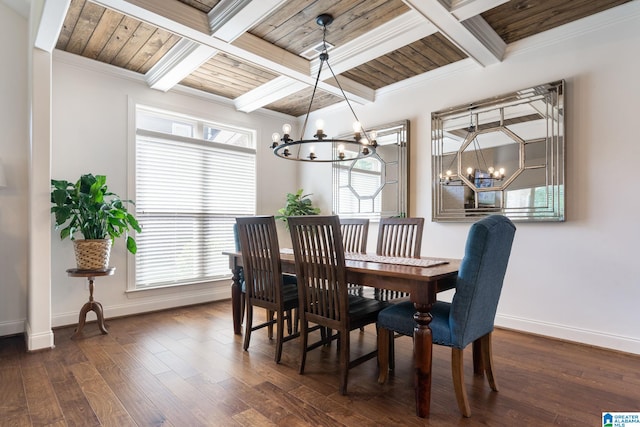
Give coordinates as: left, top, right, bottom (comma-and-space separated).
236, 216, 283, 307
451, 215, 516, 347
376, 217, 424, 258
340, 218, 369, 253
288, 215, 348, 327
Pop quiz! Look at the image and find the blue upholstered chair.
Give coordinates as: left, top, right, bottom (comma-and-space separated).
376, 214, 516, 417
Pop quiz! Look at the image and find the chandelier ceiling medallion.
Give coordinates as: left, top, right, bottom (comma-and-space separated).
271, 14, 377, 162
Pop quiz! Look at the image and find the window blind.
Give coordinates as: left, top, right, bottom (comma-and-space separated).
135, 131, 255, 289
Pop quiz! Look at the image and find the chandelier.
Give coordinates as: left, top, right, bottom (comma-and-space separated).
440, 107, 505, 185
270, 14, 377, 162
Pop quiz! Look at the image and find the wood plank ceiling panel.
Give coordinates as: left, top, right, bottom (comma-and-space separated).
264, 88, 344, 118
482, 0, 633, 44
176, 0, 221, 14
56, 0, 181, 74
340, 33, 467, 90
250, 0, 409, 56
180, 54, 280, 100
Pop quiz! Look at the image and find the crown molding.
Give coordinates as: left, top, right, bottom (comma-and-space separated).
146, 39, 216, 91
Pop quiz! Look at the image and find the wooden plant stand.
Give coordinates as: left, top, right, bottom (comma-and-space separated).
67, 267, 115, 339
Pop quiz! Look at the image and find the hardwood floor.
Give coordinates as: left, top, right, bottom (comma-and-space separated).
1, 300, 639, 426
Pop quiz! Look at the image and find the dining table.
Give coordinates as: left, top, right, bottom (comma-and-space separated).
224, 250, 461, 418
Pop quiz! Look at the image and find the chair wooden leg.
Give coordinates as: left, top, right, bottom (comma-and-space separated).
286, 309, 293, 335
452, 348, 471, 417
339, 329, 350, 395
481, 333, 498, 391
243, 304, 253, 351
389, 334, 395, 371
275, 310, 285, 363
299, 320, 308, 375
267, 310, 274, 339
377, 326, 390, 384
472, 338, 484, 376
240, 293, 245, 325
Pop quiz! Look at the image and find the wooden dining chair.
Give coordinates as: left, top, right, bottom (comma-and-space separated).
236, 216, 299, 363
288, 215, 388, 395
340, 218, 369, 297
374, 217, 424, 301
376, 215, 516, 417
340, 218, 369, 253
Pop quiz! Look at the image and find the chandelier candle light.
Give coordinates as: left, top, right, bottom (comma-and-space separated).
271, 14, 377, 162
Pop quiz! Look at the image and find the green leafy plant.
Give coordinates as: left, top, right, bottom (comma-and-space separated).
276, 189, 320, 227
51, 174, 141, 254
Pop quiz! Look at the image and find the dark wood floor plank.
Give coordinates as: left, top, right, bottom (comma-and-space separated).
22, 362, 65, 425
47, 367, 102, 427
97, 362, 174, 427
68, 361, 137, 426
1, 300, 639, 426
218, 377, 295, 424
123, 365, 214, 426
0, 365, 29, 421
154, 369, 240, 426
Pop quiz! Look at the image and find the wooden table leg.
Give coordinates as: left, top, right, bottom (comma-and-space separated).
231, 265, 242, 335
413, 301, 434, 418
71, 277, 108, 339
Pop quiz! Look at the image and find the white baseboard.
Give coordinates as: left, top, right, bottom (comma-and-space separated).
0, 318, 26, 337
52, 285, 230, 328
496, 314, 640, 355
25, 322, 55, 351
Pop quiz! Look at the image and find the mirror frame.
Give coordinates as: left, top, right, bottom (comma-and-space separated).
432, 80, 565, 222
332, 120, 409, 219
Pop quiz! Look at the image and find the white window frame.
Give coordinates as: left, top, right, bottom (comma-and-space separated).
128, 103, 256, 291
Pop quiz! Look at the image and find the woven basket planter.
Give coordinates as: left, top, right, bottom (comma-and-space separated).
73, 239, 112, 270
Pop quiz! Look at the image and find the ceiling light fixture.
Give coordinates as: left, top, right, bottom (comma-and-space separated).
271, 14, 377, 162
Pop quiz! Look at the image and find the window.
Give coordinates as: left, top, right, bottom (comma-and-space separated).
134, 106, 256, 289
332, 120, 408, 219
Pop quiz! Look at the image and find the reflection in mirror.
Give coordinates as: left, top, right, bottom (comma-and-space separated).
432, 81, 564, 222
333, 120, 408, 219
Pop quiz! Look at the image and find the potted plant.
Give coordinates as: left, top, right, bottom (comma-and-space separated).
51, 173, 141, 270
275, 189, 320, 228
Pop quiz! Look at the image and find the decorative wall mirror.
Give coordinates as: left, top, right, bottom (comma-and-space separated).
432, 81, 565, 222
333, 120, 408, 219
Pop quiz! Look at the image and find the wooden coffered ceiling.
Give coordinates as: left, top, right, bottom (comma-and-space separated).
53, 0, 634, 117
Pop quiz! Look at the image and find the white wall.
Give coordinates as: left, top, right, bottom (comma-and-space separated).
301, 5, 640, 354
0, 3, 29, 337
49, 53, 300, 327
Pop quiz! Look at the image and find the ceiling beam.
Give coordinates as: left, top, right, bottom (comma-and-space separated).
113, 0, 210, 33
312, 10, 438, 76
93, 0, 369, 109
447, 0, 509, 21
234, 76, 308, 113
146, 0, 285, 92
34, 0, 71, 52
403, 0, 505, 66
236, 10, 433, 114
146, 39, 216, 92
209, 0, 287, 43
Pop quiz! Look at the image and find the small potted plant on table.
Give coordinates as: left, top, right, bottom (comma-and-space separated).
51, 173, 141, 270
